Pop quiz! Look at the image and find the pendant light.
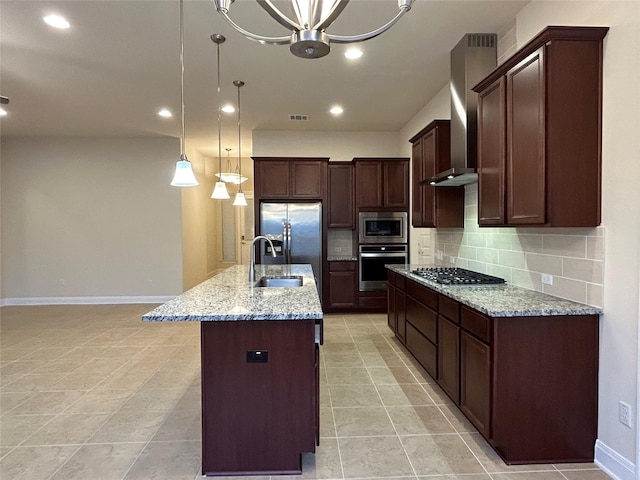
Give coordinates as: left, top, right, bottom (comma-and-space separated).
232, 80, 248, 207
210, 33, 230, 199
217, 148, 248, 184
170, 0, 198, 187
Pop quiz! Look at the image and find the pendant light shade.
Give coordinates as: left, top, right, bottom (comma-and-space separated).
211, 180, 231, 199
171, 0, 198, 187
232, 191, 248, 206
171, 154, 199, 186
210, 33, 229, 199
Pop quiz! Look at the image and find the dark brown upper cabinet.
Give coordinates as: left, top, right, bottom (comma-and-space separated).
252, 157, 328, 200
473, 26, 608, 227
354, 158, 409, 211
409, 120, 464, 228
328, 162, 354, 228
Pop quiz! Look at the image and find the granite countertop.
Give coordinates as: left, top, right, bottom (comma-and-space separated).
142, 264, 322, 322
388, 265, 603, 318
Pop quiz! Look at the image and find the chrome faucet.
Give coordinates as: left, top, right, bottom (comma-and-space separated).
249, 235, 277, 283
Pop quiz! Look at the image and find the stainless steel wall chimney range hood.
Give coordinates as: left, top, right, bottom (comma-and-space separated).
429, 33, 497, 187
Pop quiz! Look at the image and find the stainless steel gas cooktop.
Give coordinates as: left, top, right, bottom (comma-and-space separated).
411, 267, 506, 285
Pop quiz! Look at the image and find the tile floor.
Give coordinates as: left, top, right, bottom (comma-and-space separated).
0, 304, 612, 480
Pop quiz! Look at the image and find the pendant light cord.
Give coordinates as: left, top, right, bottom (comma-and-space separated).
236, 81, 242, 193
179, 0, 186, 159
217, 41, 222, 176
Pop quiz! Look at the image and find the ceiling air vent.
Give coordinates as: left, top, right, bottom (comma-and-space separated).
289, 114, 309, 121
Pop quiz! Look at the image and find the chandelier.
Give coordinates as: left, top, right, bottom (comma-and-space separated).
212, 0, 414, 59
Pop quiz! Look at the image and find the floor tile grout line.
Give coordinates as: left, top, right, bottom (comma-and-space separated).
322, 314, 347, 479
377, 315, 493, 479
347, 314, 420, 479
30, 318, 190, 480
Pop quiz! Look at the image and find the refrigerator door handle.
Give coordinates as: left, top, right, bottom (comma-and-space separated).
285, 221, 292, 264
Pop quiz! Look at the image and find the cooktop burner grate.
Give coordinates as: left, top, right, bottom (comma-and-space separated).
411, 267, 506, 285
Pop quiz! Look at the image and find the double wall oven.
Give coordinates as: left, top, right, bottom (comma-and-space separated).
358, 212, 408, 291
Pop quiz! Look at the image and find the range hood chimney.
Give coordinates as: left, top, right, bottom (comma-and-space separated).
429, 33, 497, 186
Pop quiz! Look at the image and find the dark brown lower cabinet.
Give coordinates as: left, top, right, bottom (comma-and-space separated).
326, 261, 357, 310
201, 320, 317, 475
387, 283, 396, 331
437, 315, 460, 404
460, 329, 491, 438
405, 322, 437, 378
387, 272, 599, 465
395, 288, 406, 343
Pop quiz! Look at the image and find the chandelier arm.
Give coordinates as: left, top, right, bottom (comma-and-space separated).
217, 11, 292, 45
327, 6, 410, 44
311, 0, 350, 31
257, 0, 302, 31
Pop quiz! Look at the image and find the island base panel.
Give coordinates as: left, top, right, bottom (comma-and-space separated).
201, 320, 316, 475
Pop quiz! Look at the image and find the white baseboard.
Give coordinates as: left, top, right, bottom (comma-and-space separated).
0, 296, 175, 307
595, 439, 636, 480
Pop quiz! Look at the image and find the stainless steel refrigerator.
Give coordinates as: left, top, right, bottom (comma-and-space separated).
259, 202, 322, 296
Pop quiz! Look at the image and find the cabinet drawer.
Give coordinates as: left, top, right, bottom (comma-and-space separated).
396, 274, 406, 290
439, 295, 460, 324
330, 261, 356, 272
406, 323, 437, 378
405, 296, 437, 343
461, 307, 491, 344
406, 279, 437, 309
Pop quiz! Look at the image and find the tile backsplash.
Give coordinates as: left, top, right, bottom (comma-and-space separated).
327, 229, 355, 257
434, 184, 604, 308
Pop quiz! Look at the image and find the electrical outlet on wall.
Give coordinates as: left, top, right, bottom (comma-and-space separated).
436, 250, 444, 261
619, 401, 633, 428
541, 274, 554, 285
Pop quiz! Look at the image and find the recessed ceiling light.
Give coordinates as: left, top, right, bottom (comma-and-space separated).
221, 104, 235, 113
345, 48, 363, 60
330, 105, 344, 115
158, 109, 172, 118
0, 108, 7, 117
43, 14, 70, 29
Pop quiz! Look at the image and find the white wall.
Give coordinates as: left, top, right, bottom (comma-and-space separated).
512, 4, 640, 479
399, 85, 451, 265
0, 136, 183, 303
252, 130, 401, 161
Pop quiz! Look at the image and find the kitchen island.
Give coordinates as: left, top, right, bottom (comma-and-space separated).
143, 264, 322, 476
387, 264, 601, 465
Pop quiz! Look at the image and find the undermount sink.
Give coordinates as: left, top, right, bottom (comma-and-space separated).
254, 275, 303, 288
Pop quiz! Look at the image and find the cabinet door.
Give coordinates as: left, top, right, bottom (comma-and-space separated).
437, 315, 460, 403
355, 161, 383, 208
396, 288, 406, 343
411, 139, 425, 227
387, 283, 396, 331
328, 267, 356, 308
292, 160, 326, 198
478, 78, 506, 225
383, 160, 409, 210
420, 130, 437, 226
328, 163, 354, 227
506, 48, 546, 225
460, 330, 491, 438
255, 160, 290, 198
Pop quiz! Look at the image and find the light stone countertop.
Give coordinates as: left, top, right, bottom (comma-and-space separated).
142, 264, 322, 322
388, 265, 603, 317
